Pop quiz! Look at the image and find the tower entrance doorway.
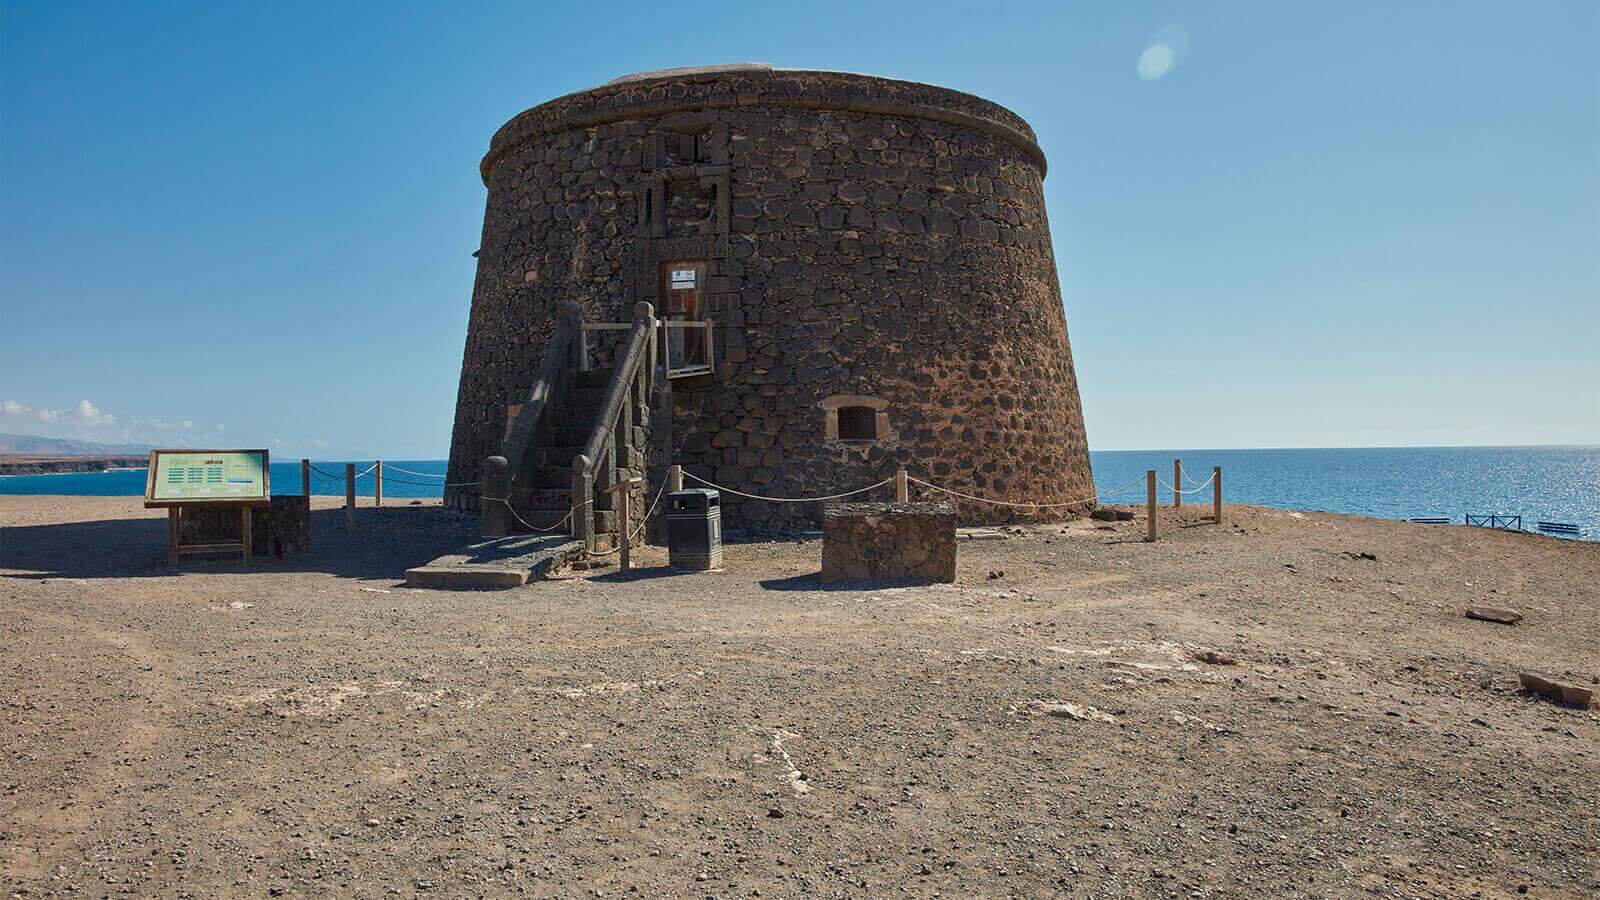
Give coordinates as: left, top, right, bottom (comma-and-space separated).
661, 261, 711, 377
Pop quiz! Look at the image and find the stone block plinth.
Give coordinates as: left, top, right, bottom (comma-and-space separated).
821, 501, 956, 583
178, 496, 311, 558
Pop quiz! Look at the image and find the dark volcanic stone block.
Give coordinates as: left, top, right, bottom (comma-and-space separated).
821, 501, 956, 583
177, 496, 311, 558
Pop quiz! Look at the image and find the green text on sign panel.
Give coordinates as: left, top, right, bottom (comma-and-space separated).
150, 451, 268, 501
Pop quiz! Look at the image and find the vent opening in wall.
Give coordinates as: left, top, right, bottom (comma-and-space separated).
821, 395, 890, 443
836, 406, 879, 441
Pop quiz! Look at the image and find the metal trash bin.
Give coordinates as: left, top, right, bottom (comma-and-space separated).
667, 488, 722, 570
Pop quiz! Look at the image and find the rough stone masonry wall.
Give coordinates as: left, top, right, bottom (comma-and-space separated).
821, 501, 957, 583
446, 68, 1092, 526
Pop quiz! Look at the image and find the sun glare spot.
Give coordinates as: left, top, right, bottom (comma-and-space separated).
1138, 44, 1174, 81
1138, 25, 1189, 82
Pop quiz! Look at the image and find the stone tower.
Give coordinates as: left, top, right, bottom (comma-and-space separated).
446, 64, 1092, 527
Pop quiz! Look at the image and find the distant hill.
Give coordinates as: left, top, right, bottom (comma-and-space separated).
0, 433, 157, 455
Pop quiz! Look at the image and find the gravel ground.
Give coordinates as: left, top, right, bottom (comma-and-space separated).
2, 495, 1596, 898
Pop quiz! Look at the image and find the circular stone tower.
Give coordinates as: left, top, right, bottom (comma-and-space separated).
446, 64, 1092, 526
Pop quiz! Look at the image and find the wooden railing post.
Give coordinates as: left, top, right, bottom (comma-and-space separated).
375, 461, 383, 508
572, 454, 593, 552
301, 458, 311, 497
1146, 469, 1157, 542
669, 464, 683, 492
896, 467, 909, 503
344, 463, 356, 533
617, 481, 633, 572
1213, 466, 1223, 525
1173, 458, 1182, 508
481, 456, 510, 537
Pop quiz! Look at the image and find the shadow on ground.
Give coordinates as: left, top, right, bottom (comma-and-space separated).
758, 572, 949, 592
0, 506, 480, 581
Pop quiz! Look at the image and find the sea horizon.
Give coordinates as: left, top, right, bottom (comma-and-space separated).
4, 445, 1595, 541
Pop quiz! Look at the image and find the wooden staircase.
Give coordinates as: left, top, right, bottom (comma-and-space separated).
504, 367, 621, 549
481, 301, 666, 558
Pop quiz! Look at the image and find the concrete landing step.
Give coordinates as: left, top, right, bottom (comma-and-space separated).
405, 534, 585, 590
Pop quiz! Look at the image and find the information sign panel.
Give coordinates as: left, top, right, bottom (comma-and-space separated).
145, 449, 270, 506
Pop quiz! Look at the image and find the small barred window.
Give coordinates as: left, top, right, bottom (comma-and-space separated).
836, 406, 879, 441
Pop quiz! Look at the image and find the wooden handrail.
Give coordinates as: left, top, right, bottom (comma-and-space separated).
501, 302, 582, 474
576, 303, 656, 469
571, 302, 656, 551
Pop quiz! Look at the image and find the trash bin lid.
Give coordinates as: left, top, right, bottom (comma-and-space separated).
668, 488, 719, 510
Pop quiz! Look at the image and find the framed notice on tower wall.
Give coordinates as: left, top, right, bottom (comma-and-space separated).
144, 449, 270, 507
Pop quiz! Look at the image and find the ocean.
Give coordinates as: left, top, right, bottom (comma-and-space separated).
3, 446, 1595, 540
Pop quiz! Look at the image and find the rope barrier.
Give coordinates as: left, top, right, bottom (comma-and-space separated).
381, 464, 448, 478
306, 463, 475, 489
1158, 476, 1215, 496
908, 474, 1145, 510
682, 470, 893, 503
479, 496, 578, 533
586, 483, 668, 556
382, 475, 484, 488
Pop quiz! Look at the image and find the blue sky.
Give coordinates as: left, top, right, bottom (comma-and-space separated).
2, 0, 1595, 457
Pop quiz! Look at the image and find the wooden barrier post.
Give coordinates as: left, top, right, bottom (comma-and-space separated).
374, 461, 383, 508
1173, 458, 1182, 508
603, 477, 643, 572
167, 508, 180, 568
240, 505, 253, 564
344, 463, 356, 533
1213, 466, 1223, 525
618, 481, 632, 572
1146, 469, 1158, 542
896, 467, 909, 503
301, 458, 311, 497
653, 464, 683, 547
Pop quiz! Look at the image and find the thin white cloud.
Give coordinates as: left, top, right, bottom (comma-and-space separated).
1, 399, 231, 443
72, 399, 114, 426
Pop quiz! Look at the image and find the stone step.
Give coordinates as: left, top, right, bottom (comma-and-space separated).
573, 368, 614, 388
527, 469, 572, 489
569, 386, 609, 407
532, 444, 585, 471
405, 533, 585, 590
534, 444, 586, 469
547, 425, 595, 447
510, 487, 571, 509
504, 506, 571, 532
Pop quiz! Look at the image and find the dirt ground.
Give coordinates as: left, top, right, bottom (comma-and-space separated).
2, 495, 1596, 898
